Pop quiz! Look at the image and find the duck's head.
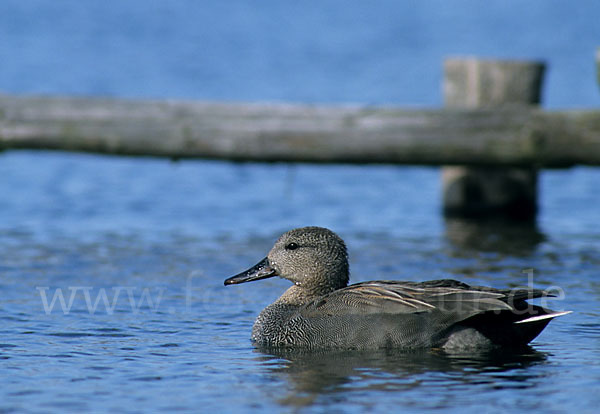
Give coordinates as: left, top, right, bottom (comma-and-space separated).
224, 226, 349, 294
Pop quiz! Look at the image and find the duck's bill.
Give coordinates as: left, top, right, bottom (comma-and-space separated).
224, 258, 278, 286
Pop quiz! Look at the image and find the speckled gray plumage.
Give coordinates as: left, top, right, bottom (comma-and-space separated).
225, 226, 569, 350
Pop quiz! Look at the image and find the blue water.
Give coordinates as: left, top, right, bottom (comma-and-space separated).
1, 1, 600, 413
1, 0, 599, 107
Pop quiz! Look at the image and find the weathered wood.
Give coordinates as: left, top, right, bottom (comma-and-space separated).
442, 58, 544, 219
0, 93, 599, 166
444, 58, 545, 107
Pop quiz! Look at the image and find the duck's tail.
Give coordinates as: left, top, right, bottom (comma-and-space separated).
506, 308, 571, 345
515, 310, 572, 324
463, 306, 571, 347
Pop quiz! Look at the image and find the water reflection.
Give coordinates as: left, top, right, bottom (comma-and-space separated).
445, 218, 546, 255
255, 346, 547, 408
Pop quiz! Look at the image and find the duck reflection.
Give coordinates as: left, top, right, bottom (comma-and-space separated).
254, 346, 547, 408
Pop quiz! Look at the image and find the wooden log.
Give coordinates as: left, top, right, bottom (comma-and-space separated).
0, 93, 599, 166
444, 58, 545, 106
442, 58, 545, 220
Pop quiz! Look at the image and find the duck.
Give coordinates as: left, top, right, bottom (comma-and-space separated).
224, 226, 569, 350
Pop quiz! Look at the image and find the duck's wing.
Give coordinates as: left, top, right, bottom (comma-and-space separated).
301, 279, 542, 318
295, 279, 566, 348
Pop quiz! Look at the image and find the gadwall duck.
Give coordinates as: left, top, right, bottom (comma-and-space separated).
224, 226, 569, 350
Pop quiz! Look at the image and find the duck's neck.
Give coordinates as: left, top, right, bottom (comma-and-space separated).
275, 284, 340, 306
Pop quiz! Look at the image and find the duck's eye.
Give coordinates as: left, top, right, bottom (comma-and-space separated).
285, 242, 299, 251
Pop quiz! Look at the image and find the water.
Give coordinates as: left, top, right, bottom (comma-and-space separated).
1, 1, 600, 413
1, 0, 599, 107
1, 152, 599, 413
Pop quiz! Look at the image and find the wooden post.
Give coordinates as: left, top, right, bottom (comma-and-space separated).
441, 58, 546, 220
